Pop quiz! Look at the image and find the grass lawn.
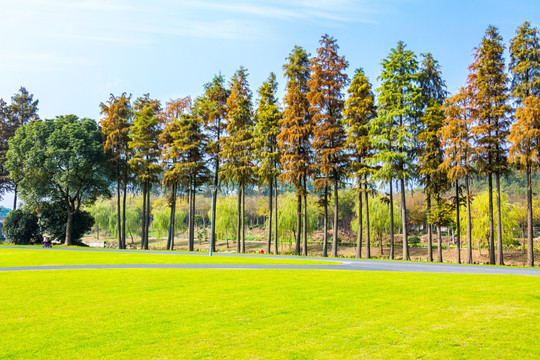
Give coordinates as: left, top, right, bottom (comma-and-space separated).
0, 247, 334, 267
0, 268, 538, 359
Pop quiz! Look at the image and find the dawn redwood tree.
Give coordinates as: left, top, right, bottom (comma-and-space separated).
159, 97, 192, 250
344, 68, 376, 258
441, 86, 476, 264
129, 94, 162, 250
254, 73, 282, 254
197, 75, 229, 253
417, 53, 448, 262
370, 41, 422, 260
100, 92, 132, 249
220, 67, 255, 254
278, 46, 311, 256
0, 87, 39, 209
308, 34, 349, 258
468, 26, 512, 265
509, 95, 540, 267
509, 21, 540, 103
5, 115, 110, 245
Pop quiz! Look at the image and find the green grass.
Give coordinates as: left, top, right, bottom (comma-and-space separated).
0, 269, 538, 359
0, 248, 335, 267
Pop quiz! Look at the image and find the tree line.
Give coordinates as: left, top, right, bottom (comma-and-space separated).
1, 22, 539, 267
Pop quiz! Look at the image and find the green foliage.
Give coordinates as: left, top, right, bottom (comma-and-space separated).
509, 21, 540, 102
278, 192, 317, 242
37, 203, 94, 244
2, 209, 40, 244
209, 195, 237, 241
151, 199, 187, 240
351, 196, 401, 240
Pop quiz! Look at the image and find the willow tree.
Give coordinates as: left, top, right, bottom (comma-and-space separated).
159, 97, 192, 250
254, 73, 282, 254
441, 86, 476, 264
509, 96, 540, 267
344, 68, 376, 258
196, 75, 229, 253
370, 41, 421, 260
277, 46, 311, 256
129, 94, 161, 250
468, 26, 512, 265
417, 53, 448, 262
220, 67, 254, 254
100, 93, 132, 249
308, 35, 349, 257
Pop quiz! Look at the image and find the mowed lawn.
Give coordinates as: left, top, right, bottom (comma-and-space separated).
0, 247, 333, 267
0, 267, 539, 359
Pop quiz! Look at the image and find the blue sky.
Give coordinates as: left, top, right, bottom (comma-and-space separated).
0, 0, 539, 207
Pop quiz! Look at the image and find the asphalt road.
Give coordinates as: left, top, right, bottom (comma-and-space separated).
1, 246, 539, 276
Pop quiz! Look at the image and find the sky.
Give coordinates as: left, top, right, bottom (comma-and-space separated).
0, 0, 539, 208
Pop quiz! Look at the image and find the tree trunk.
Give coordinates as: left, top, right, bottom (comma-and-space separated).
400, 177, 409, 260
267, 181, 273, 254
322, 186, 328, 257
168, 183, 177, 251
145, 183, 151, 250
488, 173, 495, 264
427, 194, 433, 262
122, 181, 127, 249
495, 172, 504, 265
302, 176, 307, 256
389, 180, 395, 260
526, 165, 534, 267
13, 183, 17, 211
295, 194, 301, 256
210, 157, 219, 253
455, 180, 461, 264
437, 225, 442, 262
141, 182, 147, 249
466, 174, 472, 264
356, 188, 362, 258
365, 187, 371, 259
236, 184, 242, 253
274, 176, 278, 255
190, 184, 196, 251
241, 182, 246, 253
116, 177, 122, 249
331, 180, 339, 257
65, 208, 74, 246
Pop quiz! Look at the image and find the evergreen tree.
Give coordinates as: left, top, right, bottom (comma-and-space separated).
468, 26, 512, 265
220, 67, 255, 254
370, 41, 422, 260
509, 21, 540, 102
254, 73, 282, 254
441, 86, 476, 264
509, 95, 540, 267
343, 68, 376, 258
196, 75, 229, 253
129, 94, 161, 250
277, 46, 311, 256
417, 53, 448, 262
100, 92, 132, 249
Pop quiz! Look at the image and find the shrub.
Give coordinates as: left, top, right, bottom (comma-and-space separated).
2, 209, 41, 244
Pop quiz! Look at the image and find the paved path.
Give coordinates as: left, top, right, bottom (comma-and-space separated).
1, 246, 539, 276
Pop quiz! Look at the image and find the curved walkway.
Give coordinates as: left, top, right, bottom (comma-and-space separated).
1, 246, 539, 276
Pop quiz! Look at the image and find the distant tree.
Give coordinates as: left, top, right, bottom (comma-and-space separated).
468, 26, 512, 265
441, 86, 476, 264
417, 53, 448, 262
100, 92, 132, 249
159, 97, 192, 250
0, 87, 39, 209
509, 21, 540, 102
278, 46, 311, 256
254, 73, 282, 254
343, 68, 376, 258
197, 75, 229, 253
309, 34, 349, 257
6, 115, 110, 245
370, 41, 422, 260
509, 95, 540, 267
220, 67, 255, 253
129, 95, 162, 249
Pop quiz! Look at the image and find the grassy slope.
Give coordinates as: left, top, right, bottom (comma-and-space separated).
0, 248, 333, 267
0, 269, 538, 359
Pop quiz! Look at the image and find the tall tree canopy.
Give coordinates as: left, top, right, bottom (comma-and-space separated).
509, 21, 540, 102
5, 115, 110, 245
277, 45, 311, 256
